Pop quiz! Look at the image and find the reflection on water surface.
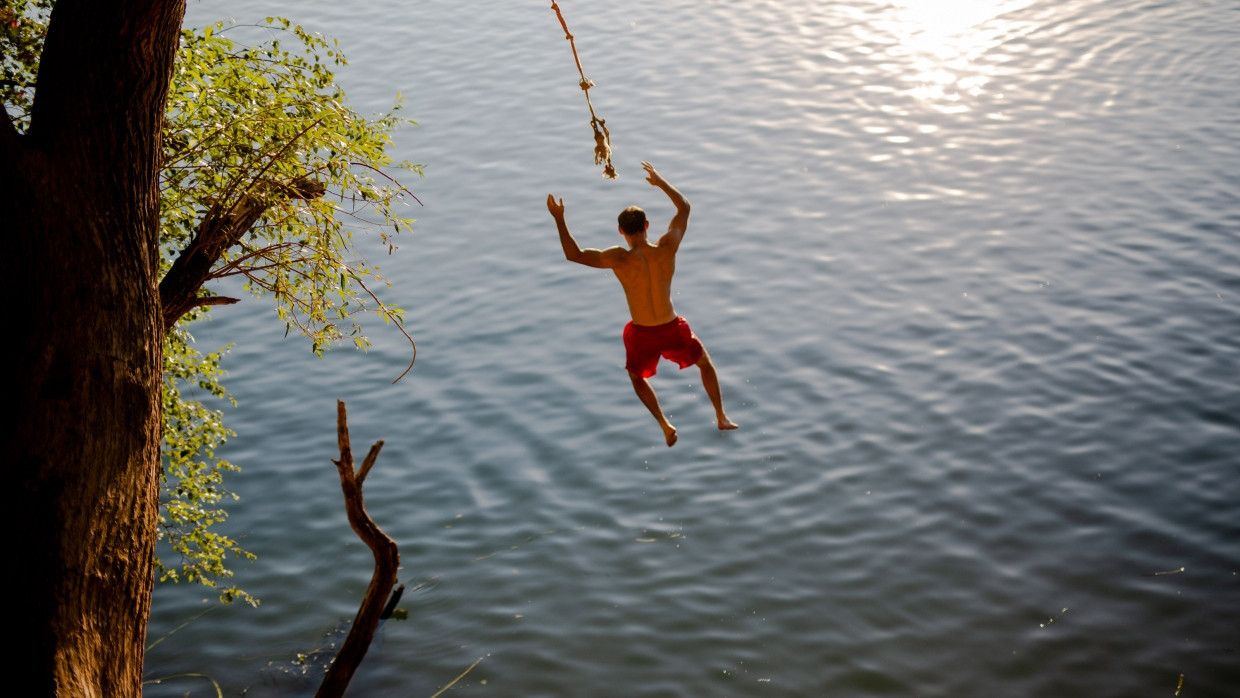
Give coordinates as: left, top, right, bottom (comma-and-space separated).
146, 0, 1240, 695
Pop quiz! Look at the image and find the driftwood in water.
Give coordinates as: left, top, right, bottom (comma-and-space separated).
315, 400, 402, 698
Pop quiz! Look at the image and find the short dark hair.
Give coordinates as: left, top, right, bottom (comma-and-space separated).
617, 206, 647, 235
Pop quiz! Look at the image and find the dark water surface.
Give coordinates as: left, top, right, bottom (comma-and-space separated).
146, 1, 1239, 695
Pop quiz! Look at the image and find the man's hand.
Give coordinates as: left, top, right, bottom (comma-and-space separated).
640, 161, 690, 247
546, 193, 565, 219
641, 161, 666, 188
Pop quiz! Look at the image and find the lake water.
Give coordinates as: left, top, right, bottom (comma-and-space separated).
145, 1, 1239, 696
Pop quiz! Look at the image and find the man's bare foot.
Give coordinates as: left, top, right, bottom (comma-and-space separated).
718, 417, 739, 431
662, 424, 678, 447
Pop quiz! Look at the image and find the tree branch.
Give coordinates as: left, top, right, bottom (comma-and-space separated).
357, 441, 384, 485
158, 194, 267, 332
317, 401, 401, 698
195, 296, 241, 309
158, 177, 324, 332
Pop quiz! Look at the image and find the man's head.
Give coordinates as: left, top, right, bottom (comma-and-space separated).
618, 206, 649, 236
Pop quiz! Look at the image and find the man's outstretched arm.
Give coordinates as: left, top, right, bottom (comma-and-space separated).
547, 194, 620, 268
642, 161, 690, 250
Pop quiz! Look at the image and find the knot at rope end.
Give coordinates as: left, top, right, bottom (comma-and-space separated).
591, 122, 616, 178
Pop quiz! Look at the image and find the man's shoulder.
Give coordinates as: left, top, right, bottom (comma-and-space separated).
651, 237, 681, 256
657, 225, 687, 250
596, 245, 632, 267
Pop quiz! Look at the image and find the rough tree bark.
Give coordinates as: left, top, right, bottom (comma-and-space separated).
0, 1, 187, 695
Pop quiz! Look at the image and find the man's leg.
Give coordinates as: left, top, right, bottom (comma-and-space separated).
629, 371, 678, 447
695, 349, 739, 430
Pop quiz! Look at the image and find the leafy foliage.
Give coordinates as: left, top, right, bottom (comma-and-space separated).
163, 18, 421, 354
153, 19, 420, 602
159, 311, 254, 605
0, 0, 52, 129
4, 8, 420, 604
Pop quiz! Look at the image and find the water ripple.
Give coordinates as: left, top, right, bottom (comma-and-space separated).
144, 1, 1240, 695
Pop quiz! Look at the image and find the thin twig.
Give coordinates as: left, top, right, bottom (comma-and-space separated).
427, 658, 485, 698
357, 440, 384, 484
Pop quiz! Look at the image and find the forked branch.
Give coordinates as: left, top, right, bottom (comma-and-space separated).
315, 400, 402, 698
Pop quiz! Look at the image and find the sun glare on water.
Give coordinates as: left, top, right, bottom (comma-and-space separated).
878, 0, 1038, 107
891, 0, 1020, 49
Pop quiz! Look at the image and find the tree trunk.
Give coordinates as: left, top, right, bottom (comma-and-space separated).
0, 1, 186, 695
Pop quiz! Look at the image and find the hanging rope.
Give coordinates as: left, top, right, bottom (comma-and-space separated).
550, 1, 617, 179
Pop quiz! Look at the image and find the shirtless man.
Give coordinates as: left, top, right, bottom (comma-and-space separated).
547, 161, 738, 446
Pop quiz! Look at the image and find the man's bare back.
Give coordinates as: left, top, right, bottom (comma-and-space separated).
609, 237, 678, 326
548, 161, 737, 446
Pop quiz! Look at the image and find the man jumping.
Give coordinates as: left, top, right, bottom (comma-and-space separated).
547, 161, 738, 447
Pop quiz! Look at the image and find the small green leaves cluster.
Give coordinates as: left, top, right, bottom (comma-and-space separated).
0, 0, 52, 129
163, 18, 422, 354
159, 311, 255, 606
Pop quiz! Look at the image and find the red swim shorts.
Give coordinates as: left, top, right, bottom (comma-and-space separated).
623, 316, 704, 378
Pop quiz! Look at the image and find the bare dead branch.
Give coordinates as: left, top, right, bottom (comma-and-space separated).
316, 401, 401, 698
357, 441, 384, 485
